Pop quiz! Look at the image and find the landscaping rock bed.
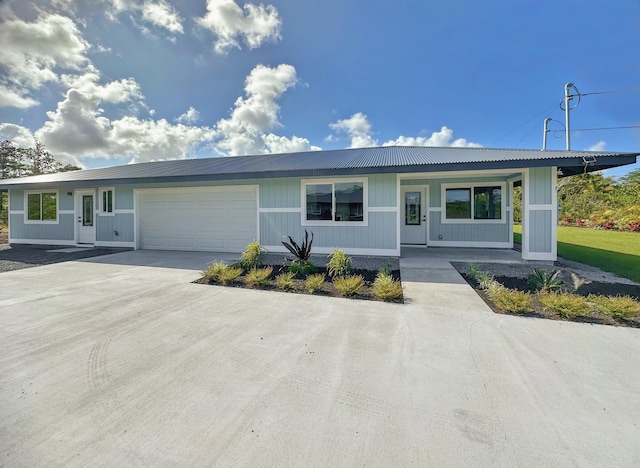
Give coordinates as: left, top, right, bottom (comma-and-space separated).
452, 261, 640, 328
0, 244, 130, 272
194, 254, 404, 303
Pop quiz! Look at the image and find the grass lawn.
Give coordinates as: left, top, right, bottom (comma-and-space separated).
514, 225, 640, 283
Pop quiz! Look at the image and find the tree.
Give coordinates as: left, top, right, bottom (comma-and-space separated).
24, 139, 60, 175
0, 140, 27, 179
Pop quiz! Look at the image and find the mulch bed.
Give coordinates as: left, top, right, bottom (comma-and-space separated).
460, 273, 640, 328
194, 266, 404, 304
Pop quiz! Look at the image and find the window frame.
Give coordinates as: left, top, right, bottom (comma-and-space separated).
441, 182, 506, 224
99, 187, 115, 216
301, 178, 368, 226
24, 190, 59, 224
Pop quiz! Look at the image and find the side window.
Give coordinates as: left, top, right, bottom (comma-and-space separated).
100, 188, 114, 215
303, 180, 367, 224
26, 192, 58, 222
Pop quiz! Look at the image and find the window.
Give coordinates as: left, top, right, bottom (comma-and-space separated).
303, 179, 366, 224
26, 192, 57, 222
443, 184, 504, 222
99, 188, 114, 215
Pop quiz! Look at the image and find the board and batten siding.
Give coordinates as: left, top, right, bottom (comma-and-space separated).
259, 173, 398, 255
522, 167, 557, 260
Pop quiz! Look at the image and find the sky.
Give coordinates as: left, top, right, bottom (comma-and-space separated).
0, 0, 639, 178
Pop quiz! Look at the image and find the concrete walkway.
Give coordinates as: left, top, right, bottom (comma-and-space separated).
1, 250, 639, 466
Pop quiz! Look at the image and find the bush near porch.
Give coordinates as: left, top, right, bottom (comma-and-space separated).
513, 225, 640, 283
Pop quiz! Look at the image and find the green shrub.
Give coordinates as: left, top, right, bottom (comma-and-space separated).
467, 263, 482, 280
372, 272, 403, 301
244, 266, 273, 288
333, 274, 364, 296
289, 260, 317, 276
203, 261, 227, 281
275, 271, 296, 290
588, 294, 640, 318
218, 267, 243, 285
327, 249, 352, 278
539, 291, 590, 318
239, 241, 265, 271
378, 262, 392, 277
527, 268, 564, 292
305, 273, 325, 294
491, 287, 533, 313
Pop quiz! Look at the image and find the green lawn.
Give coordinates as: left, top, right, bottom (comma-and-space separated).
513, 225, 640, 283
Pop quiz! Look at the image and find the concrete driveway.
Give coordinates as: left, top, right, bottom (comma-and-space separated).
1, 250, 639, 467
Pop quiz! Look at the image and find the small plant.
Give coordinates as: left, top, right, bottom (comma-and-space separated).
203, 261, 227, 281
275, 271, 296, 290
467, 263, 482, 280
333, 274, 364, 296
239, 241, 265, 271
467, 264, 499, 290
378, 262, 392, 277
538, 291, 590, 318
289, 260, 317, 276
527, 268, 564, 292
282, 230, 314, 261
244, 266, 273, 288
218, 266, 243, 285
372, 272, 402, 301
305, 273, 325, 293
327, 249, 352, 278
588, 294, 640, 319
491, 288, 533, 313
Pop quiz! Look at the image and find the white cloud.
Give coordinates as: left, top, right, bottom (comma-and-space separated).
0, 13, 89, 107
0, 85, 39, 108
141, 1, 184, 34
106, 0, 184, 37
35, 72, 214, 164
329, 114, 482, 150
196, 0, 282, 54
0, 123, 35, 147
586, 141, 606, 152
175, 106, 200, 124
214, 64, 316, 155
329, 112, 377, 148
383, 126, 482, 148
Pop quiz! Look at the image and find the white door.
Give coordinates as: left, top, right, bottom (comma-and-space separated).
137, 186, 258, 252
401, 186, 428, 245
76, 190, 96, 245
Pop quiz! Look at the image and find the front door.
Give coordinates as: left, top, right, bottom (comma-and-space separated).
76, 190, 95, 245
401, 186, 428, 245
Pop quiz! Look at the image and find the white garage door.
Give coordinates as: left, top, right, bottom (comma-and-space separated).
138, 186, 257, 252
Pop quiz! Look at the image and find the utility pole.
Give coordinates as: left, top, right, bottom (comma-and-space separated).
564, 83, 573, 150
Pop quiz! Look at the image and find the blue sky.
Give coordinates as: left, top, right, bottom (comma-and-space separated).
1, 0, 638, 178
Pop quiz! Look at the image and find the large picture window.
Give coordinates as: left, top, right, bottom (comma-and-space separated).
26, 191, 57, 222
443, 184, 504, 223
303, 179, 366, 224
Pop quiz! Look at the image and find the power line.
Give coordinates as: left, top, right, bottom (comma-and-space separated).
571, 125, 640, 132
489, 101, 558, 146
576, 87, 640, 97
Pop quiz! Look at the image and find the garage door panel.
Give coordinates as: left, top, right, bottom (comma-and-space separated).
139, 187, 257, 252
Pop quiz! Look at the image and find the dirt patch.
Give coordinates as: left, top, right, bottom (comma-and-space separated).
454, 265, 640, 328
194, 265, 404, 304
0, 232, 7, 245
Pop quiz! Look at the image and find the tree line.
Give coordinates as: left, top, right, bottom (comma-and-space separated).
1, 139, 81, 227
513, 169, 640, 232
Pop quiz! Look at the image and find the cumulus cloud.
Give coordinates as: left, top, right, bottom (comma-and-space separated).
383, 126, 482, 148
329, 112, 377, 148
196, 0, 282, 54
213, 64, 318, 155
329, 113, 481, 150
106, 0, 184, 37
0, 13, 89, 107
35, 71, 213, 164
175, 106, 200, 124
0, 123, 35, 147
586, 140, 606, 152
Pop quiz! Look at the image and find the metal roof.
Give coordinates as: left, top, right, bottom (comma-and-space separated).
0, 146, 637, 187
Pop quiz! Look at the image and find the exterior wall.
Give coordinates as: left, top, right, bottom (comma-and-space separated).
522, 167, 557, 260
401, 176, 512, 247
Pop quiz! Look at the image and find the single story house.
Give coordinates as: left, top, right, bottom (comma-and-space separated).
0, 146, 637, 261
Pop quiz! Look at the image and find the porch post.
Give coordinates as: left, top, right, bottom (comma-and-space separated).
521, 167, 557, 261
